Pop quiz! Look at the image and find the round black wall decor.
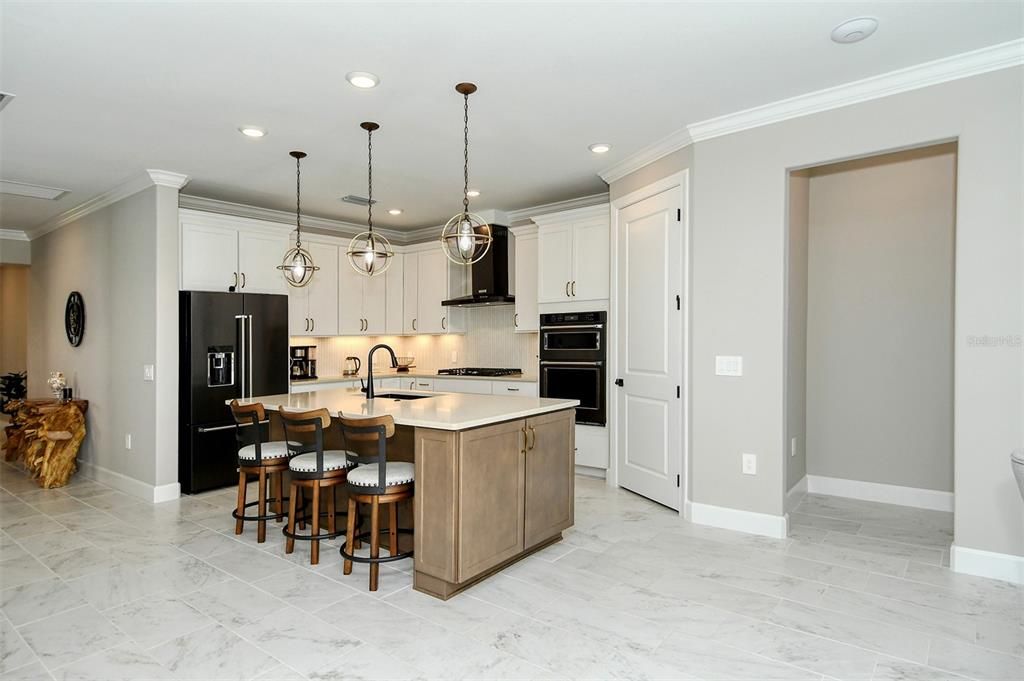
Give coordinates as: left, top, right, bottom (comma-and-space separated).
65, 291, 85, 346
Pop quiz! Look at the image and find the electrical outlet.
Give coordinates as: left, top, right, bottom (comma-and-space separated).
124, 434, 132, 450
450, 351, 458, 363
790, 437, 797, 458
715, 355, 743, 376
742, 453, 757, 475
143, 364, 155, 382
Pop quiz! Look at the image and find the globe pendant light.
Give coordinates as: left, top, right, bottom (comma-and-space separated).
347, 122, 394, 276
277, 151, 320, 287
440, 82, 491, 265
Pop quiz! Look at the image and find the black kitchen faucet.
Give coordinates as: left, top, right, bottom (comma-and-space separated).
363, 344, 398, 399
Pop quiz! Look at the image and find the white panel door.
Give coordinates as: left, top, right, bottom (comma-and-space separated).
363, 269, 388, 334
615, 185, 683, 509
416, 250, 448, 334
237, 231, 288, 294
403, 252, 419, 334
288, 285, 309, 336
180, 222, 238, 291
572, 216, 610, 301
514, 232, 539, 332
537, 223, 573, 303
337, 254, 365, 335
385, 253, 405, 335
305, 242, 338, 336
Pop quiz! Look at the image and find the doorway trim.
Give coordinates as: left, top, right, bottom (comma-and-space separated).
608, 170, 690, 517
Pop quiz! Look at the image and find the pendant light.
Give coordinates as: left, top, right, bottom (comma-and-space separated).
440, 82, 492, 265
347, 122, 394, 276
277, 151, 320, 287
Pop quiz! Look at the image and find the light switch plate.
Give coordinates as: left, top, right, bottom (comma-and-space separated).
124, 434, 132, 450
742, 453, 757, 475
715, 355, 743, 376
143, 364, 155, 382
790, 437, 797, 458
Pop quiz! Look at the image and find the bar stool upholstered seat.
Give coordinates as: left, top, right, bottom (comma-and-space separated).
230, 400, 291, 543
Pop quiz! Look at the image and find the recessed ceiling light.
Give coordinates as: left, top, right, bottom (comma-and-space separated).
466, 190, 480, 198
588, 143, 612, 154
831, 17, 878, 44
346, 71, 380, 89
388, 209, 403, 215
238, 126, 267, 138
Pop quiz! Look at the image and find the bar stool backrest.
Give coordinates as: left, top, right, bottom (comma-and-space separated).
337, 414, 395, 494
280, 407, 333, 475
230, 400, 270, 464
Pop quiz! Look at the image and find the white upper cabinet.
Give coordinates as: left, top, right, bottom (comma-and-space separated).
337, 255, 365, 335
402, 247, 465, 335
363, 267, 387, 334
180, 211, 288, 294
301, 241, 338, 336
385, 254, 405, 335
403, 251, 419, 334
511, 226, 539, 332
533, 204, 610, 303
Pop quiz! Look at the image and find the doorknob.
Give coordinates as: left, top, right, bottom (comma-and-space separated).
614, 378, 624, 387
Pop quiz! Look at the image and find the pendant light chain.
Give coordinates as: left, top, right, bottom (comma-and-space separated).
463, 90, 470, 211
367, 125, 374, 234
295, 153, 302, 248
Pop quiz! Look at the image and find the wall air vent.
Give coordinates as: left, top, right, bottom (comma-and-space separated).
0, 180, 69, 201
0, 92, 14, 113
341, 194, 376, 206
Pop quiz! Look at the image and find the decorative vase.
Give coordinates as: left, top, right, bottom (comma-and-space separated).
47, 371, 66, 400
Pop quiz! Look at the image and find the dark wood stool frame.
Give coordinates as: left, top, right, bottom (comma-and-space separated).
280, 408, 350, 565
337, 414, 414, 591
230, 400, 289, 544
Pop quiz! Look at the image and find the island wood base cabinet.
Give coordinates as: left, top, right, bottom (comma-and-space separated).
413, 408, 575, 600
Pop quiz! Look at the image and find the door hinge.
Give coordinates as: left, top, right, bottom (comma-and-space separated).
676, 385, 681, 398
614, 378, 624, 387
676, 208, 681, 222
676, 294, 681, 310
676, 474, 681, 487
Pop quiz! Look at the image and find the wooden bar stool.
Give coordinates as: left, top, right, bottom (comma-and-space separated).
337, 414, 414, 591
279, 408, 353, 565
230, 400, 291, 543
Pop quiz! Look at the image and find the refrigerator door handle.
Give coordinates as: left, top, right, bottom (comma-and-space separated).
235, 314, 247, 398
247, 315, 254, 399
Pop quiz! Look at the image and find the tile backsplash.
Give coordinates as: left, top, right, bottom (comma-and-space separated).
292, 305, 538, 377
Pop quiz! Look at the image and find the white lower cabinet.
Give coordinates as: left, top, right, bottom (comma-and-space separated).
574, 424, 608, 470
492, 381, 538, 397
433, 378, 493, 395
291, 379, 359, 394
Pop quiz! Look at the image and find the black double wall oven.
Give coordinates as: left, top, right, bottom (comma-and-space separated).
539, 311, 606, 426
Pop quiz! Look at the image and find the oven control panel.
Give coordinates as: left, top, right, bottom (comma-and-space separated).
540, 311, 606, 325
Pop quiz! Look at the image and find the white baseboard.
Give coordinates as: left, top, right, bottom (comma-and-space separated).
786, 476, 808, 513
951, 544, 1024, 585
574, 464, 607, 480
806, 474, 953, 512
77, 459, 180, 504
690, 501, 788, 539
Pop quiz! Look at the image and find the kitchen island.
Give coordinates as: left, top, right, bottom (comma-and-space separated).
235, 388, 578, 599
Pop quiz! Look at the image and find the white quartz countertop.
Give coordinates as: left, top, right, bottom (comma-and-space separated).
235, 388, 577, 431
291, 371, 539, 385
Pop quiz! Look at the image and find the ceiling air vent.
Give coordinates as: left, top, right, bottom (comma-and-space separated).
341, 194, 376, 206
0, 92, 14, 113
0, 180, 69, 201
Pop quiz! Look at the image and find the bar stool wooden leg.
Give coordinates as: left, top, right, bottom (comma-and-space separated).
297, 487, 306, 530
326, 487, 336, 535
310, 481, 321, 565
257, 467, 268, 543
388, 502, 398, 557
235, 470, 247, 535
286, 480, 298, 554
273, 472, 283, 522
369, 496, 380, 591
344, 496, 357, 575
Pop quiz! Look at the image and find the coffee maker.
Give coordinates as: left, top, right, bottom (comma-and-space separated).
289, 345, 317, 380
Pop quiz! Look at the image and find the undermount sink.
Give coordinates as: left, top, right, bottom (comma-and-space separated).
371, 392, 433, 401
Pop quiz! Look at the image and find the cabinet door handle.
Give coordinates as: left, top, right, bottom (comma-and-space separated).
232, 272, 238, 289
521, 427, 528, 454
565, 281, 570, 298
311, 318, 315, 333
514, 313, 518, 327
528, 425, 537, 450
441, 316, 447, 330
241, 272, 246, 289
571, 280, 576, 297
412, 318, 417, 331
304, 318, 309, 332
506, 387, 520, 392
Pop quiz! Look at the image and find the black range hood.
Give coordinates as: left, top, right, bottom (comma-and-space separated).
442, 224, 515, 307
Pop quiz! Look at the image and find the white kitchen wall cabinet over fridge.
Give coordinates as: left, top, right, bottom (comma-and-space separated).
180, 210, 290, 295
290, 240, 339, 336
510, 225, 539, 332
532, 204, 609, 303
402, 246, 466, 335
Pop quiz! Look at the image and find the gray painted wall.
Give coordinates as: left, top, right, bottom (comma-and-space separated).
27, 186, 177, 491
691, 67, 1022, 558
785, 174, 809, 492
805, 146, 956, 493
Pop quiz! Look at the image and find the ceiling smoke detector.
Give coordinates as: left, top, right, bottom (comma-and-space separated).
831, 17, 878, 44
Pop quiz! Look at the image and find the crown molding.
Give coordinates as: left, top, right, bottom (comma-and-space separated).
531, 202, 609, 227
599, 39, 1024, 184
598, 129, 692, 184
506, 192, 610, 223
687, 38, 1024, 144
0, 229, 30, 242
28, 169, 191, 240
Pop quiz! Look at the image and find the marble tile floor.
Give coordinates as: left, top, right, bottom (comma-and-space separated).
0, 462, 1020, 681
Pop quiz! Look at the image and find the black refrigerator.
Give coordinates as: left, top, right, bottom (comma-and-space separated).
179, 291, 289, 494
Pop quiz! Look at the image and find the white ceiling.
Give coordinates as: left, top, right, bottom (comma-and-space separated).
1, 1, 1020, 233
